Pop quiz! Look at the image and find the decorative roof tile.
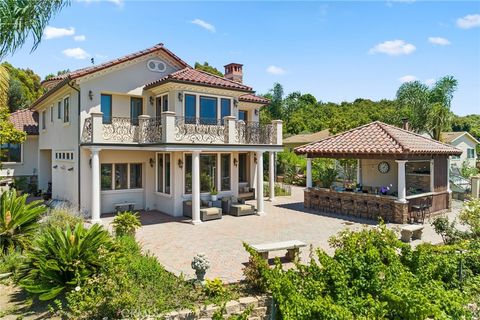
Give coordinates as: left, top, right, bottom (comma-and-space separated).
9, 109, 39, 135
295, 121, 462, 157
144, 67, 253, 92
239, 93, 270, 104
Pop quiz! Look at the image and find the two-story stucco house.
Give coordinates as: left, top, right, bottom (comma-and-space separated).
28, 43, 283, 223
441, 132, 479, 169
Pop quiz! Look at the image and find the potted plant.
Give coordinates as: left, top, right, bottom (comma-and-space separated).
210, 185, 218, 201
191, 253, 210, 282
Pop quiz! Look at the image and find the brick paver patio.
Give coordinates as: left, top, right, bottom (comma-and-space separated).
102, 186, 462, 283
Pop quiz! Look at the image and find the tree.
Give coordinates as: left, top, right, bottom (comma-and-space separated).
2, 62, 44, 112
194, 62, 223, 77
396, 76, 458, 140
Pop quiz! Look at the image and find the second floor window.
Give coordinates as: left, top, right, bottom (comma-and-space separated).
101, 94, 112, 124
467, 148, 475, 159
238, 110, 248, 122
42, 110, 46, 129
221, 98, 231, 124
57, 101, 62, 119
50, 105, 54, 122
130, 97, 143, 125
63, 97, 69, 123
200, 96, 217, 125
185, 94, 196, 123
162, 94, 168, 112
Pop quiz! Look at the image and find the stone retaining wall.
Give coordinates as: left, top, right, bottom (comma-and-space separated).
163, 295, 272, 320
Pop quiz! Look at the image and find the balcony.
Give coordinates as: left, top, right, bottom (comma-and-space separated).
81, 112, 282, 146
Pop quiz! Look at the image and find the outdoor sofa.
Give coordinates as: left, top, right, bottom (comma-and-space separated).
221, 196, 256, 217
183, 200, 222, 221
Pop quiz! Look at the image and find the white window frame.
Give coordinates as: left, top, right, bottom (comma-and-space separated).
467, 148, 475, 159
41, 110, 46, 130
0, 143, 23, 164
63, 95, 70, 125
54, 150, 74, 162
155, 152, 172, 196
100, 162, 144, 193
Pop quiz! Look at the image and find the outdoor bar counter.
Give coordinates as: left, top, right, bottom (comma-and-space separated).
304, 187, 451, 224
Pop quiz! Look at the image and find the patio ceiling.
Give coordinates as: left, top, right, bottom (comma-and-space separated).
294, 121, 462, 159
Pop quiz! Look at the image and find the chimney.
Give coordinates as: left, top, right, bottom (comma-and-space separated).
224, 63, 243, 83
402, 118, 409, 131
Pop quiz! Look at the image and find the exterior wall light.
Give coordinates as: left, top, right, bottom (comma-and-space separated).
254, 154, 257, 163
53, 165, 58, 169
68, 167, 74, 171
233, 158, 238, 167
255, 109, 259, 116
149, 96, 154, 106
233, 99, 238, 108
178, 92, 184, 102
178, 158, 184, 169
88, 90, 93, 101
149, 158, 154, 167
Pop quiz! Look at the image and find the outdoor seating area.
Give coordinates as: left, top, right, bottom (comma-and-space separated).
296, 121, 463, 224
183, 196, 256, 221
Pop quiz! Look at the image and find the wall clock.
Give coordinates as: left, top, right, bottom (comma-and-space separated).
378, 161, 390, 174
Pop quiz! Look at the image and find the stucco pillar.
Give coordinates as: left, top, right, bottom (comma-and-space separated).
306, 157, 312, 188
269, 152, 275, 201
224, 116, 237, 144
90, 147, 101, 223
256, 151, 265, 215
396, 160, 407, 203
162, 111, 176, 143
191, 151, 202, 224
90, 112, 103, 143
430, 159, 435, 192
138, 114, 150, 143
272, 120, 283, 145
357, 159, 362, 185
447, 156, 451, 193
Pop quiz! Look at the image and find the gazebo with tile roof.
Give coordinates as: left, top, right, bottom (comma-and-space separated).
295, 121, 462, 224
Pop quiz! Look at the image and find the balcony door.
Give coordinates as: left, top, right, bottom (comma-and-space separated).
200, 96, 217, 125
130, 97, 143, 125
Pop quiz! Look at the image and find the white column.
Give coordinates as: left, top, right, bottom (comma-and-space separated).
269, 152, 275, 201
256, 151, 265, 215
306, 158, 312, 188
90, 147, 101, 223
447, 156, 451, 193
357, 159, 362, 185
191, 151, 202, 224
430, 159, 435, 192
396, 160, 407, 203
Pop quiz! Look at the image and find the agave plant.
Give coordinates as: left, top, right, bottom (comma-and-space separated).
0, 189, 46, 252
21, 223, 114, 300
111, 211, 141, 237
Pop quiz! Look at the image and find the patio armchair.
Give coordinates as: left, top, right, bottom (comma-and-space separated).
238, 184, 255, 201
221, 196, 255, 217
183, 200, 222, 222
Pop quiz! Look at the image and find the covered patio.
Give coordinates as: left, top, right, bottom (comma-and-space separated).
295, 121, 463, 223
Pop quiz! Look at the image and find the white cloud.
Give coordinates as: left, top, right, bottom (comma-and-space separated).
369, 40, 416, 56
398, 75, 417, 83
190, 19, 216, 33
425, 78, 436, 86
73, 35, 86, 42
62, 48, 90, 59
428, 37, 450, 46
457, 14, 480, 29
266, 65, 286, 75
44, 26, 75, 39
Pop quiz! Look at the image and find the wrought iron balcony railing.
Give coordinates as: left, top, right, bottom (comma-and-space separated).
81, 114, 281, 145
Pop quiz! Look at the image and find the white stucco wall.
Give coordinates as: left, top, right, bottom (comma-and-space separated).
0, 136, 38, 178
360, 159, 398, 191
450, 134, 477, 168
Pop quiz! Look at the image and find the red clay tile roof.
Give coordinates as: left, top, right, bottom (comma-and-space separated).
239, 93, 270, 104
295, 121, 462, 157
144, 67, 253, 92
32, 43, 190, 109
9, 109, 39, 135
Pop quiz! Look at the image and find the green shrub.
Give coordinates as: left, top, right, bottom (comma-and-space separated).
40, 207, 84, 231
0, 247, 26, 281
460, 198, 480, 238
21, 223, 114, 300
242, 243, 269, 293
111, 211, 141, 237
0, 189, 46, 252
60, 236, 197, 318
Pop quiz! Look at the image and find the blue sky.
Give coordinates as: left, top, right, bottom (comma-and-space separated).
4, 0, 480, 115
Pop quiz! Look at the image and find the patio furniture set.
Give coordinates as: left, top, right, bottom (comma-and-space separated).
183, 195, 256, 222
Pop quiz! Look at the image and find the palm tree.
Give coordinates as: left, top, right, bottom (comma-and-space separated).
396, 76, 457, 140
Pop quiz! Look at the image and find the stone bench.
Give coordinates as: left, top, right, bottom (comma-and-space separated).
400, 224, 424, 242
114, 202, 136, 213
251, 240, 307, 261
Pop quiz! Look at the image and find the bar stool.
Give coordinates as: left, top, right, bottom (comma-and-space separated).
421, 196, 433, 223
356, 200, 369, 218
341, 197, 355, 215
381, 203, 394, 223
367, 201, 380, 221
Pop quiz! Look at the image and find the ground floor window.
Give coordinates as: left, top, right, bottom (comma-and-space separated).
101, 163, 143, 191
157, 153, 171, 194
239, 153, 248, 183
0, 143, 22, 163
185, 153, 219, 194
221, 154, 231, 191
